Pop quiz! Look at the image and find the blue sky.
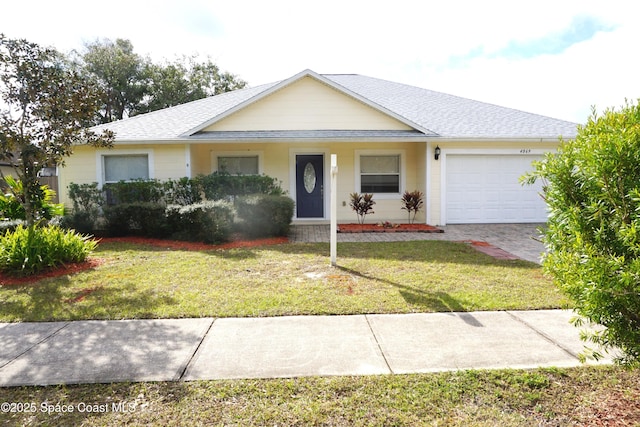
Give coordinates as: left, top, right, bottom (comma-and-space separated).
1, 0, 637, 124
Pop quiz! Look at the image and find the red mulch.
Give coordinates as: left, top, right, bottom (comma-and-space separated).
338, 223, 443, 233
0, 235, 289, 286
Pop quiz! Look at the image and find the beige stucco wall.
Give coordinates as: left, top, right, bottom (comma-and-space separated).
204, 76, 412, 132
58, 144, 187, 207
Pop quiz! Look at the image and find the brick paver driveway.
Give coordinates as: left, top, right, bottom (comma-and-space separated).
289, 223, 546, 264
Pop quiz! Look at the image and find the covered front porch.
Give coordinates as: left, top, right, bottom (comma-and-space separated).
187, 138, 430, 224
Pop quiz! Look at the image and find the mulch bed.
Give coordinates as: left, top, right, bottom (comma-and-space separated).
0, 258, 105, 286
338, 223, 443, 233
0, 235, 289, 286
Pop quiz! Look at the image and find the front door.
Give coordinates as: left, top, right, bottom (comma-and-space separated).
296, 154, 324, 218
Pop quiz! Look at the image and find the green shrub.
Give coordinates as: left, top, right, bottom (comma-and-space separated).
198, 172, 284, 201
162, 177, 203, 205
103, 202, 168, 237
66, 182, 105, 233
61, 211, 97, 235
166, 201, 234, 244
0, 175, 63, 221
103, 180, 165, 205
523, 101, 640, 366
67, 182, 104, 212
0, 224, 96, 275
235, 195, 295, 238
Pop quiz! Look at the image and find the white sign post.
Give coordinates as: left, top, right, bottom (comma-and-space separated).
330, 154, 338, 266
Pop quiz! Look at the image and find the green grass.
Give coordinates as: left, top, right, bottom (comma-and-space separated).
0, 240, 569, 321
1, 366, 638, 426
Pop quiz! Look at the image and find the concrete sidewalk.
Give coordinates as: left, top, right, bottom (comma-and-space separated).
0, 310, 612, 387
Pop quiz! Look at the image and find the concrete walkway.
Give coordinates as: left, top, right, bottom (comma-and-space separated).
290, 223, 546, 264
0, 310, 612, 387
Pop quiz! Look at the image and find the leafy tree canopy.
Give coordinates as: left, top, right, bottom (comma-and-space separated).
75, 38, 148, 124
72, 38, 246, 124
0, 34, 114, 225
523, 100, 640, 367
141, 55, 247, 113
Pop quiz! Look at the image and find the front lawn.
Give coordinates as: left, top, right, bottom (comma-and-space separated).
0, 240, 569, 322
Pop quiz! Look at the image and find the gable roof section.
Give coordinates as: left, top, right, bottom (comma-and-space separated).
188, 69, 431, 135
91, 69, 577, 142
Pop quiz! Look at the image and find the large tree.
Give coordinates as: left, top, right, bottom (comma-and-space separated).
77, 38, 148, 124
523, 101, 640, 367
141, 55, 246, 113
75, 39, 246, 123
0, 35, 114, 226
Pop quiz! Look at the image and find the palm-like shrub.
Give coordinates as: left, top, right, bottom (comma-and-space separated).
0, 225, 96, 276
349, 193, 375, 224
401, 190, 424, 224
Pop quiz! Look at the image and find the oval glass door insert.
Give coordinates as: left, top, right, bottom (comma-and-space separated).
303, 162, 316, 193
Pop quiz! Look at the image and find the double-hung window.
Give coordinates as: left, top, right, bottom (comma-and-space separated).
103, 154, 149, 183
359, 154, 401, 194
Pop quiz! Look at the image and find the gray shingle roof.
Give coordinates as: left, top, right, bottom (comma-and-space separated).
92, 70, 577, 141
324, 74, 577, 139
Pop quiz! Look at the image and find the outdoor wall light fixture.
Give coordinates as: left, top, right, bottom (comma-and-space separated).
434, 145, 441, 160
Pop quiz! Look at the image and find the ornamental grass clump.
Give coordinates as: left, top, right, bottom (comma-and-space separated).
0, 224, 97, 276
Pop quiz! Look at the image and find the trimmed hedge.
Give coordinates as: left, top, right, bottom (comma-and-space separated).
103, 202, 168, 237
235, 195, 295, 238
198, 173, 285, 201
66, 173, 289, 241
103, 180, 164, 205
166, 201, 234, 244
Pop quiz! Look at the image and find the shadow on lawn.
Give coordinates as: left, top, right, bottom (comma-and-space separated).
272, 241, 539, 269
336, 265, 478, 318
3, 276, 178, 322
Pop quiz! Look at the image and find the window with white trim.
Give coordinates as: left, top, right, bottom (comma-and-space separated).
217, 155, 259, 175
103, 154, 149, 183
359, 155, 400, 193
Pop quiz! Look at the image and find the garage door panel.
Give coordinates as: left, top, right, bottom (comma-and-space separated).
446, 155, 546, 224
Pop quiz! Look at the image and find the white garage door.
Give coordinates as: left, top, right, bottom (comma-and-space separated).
445, 155, 547, 224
